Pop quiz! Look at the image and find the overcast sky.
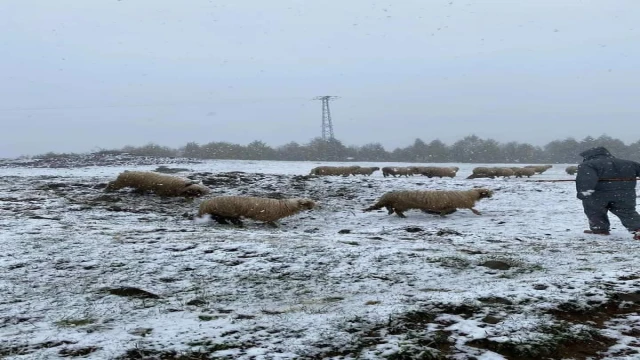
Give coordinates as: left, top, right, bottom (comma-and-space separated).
1, 0, 639, 158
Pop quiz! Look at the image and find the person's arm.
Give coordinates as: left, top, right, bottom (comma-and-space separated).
576, 163, 599, 200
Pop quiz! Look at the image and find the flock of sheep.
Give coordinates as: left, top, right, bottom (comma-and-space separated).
103, 164, 576, 227
309, 165, 460, 178
106, 171, 316, 227
308, 164, 580, 179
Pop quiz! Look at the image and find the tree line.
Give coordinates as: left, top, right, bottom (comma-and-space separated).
39, 134, 640, 164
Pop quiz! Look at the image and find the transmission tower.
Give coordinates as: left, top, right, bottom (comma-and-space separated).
313, 96, 339, 140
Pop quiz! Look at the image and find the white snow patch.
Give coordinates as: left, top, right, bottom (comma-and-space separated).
1, 160, 639, 359
581, 189, 595, 197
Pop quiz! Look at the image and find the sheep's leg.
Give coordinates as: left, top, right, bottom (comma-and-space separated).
422, 209, 455, 216
230, 218, 244, 226
266, 221, 279, 228
211, 215, 230, 225
470, 208, 482, 215
364, 203, 382, 212
395, 210, 407, 218
385, 205, 394, 215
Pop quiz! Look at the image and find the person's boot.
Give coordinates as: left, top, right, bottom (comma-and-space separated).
584, 229, 610, 236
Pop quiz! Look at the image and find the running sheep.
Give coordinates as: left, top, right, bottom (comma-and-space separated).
566, 165, 578, 175
351, 166, 380, 176
524, 165, 553, 174
467, 167, 515, 179
381, 166, 414, 177
197, 196, 316, 227
494, 167, 515, 178
411, 166, 457, 178
363, 188, 494, 218
510, 167, 536, 178
105, 171, 210, 197
310, 166, 361, 176
467, 167, 498, 179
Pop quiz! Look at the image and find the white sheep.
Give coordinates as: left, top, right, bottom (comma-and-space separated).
524, 165, 553, 174
381, 166, 414, 177
197, 196, 316, 227
351, 166, 381, 176
363, 188, 493, 218
565, 166, 578, 175
105, 171, 210, 197
510, 167, 536, 178
310, 166, 361, 176
467, 167, 498, 179
412, 166, 457, 178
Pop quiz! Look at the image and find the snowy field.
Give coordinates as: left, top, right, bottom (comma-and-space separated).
2, 159, 640, 360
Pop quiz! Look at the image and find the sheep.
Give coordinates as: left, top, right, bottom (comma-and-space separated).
363, 188, 493, 218
466, 167, 498, 179
566, 165, 578, 175
381, 166, 414, 177
411, 166, 457, 178
310, 166, 361, 176
510, 167, 536, 178
197, 196, 316, 227
524, 165, 553, 174
494, 167, 515, 178
351, 166, 380, 176
410, 166, 429, 176
105, 171, 210, 197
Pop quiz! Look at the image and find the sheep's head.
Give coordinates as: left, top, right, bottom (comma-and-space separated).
296, 198, 316, 210
372, 167, 381, 171
182, 184, 210, 197
475, 188, 494, 199
105, 181, 117, 192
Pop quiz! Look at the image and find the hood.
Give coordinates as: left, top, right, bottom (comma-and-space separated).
579, 146, 613, 161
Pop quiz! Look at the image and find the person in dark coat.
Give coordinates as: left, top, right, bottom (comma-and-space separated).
576, 146, 640, 240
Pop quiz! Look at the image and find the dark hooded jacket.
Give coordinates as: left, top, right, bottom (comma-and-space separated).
575, 147, 640, 199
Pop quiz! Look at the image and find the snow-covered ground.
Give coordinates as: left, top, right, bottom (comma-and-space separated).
1, 159, 640, 359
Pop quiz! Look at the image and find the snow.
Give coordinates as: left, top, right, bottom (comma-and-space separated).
1, 159, 640, 359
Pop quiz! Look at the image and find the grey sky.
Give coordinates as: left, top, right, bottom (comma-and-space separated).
1, 0, 639, 158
